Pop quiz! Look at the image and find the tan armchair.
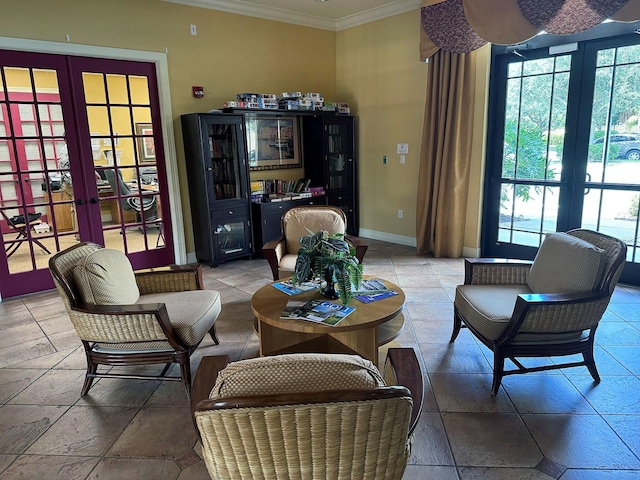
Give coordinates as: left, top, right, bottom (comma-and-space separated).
262, 205, 367, 281
451, 229, 627, 395
191, 348, 423, 480
49, 242, 221, 399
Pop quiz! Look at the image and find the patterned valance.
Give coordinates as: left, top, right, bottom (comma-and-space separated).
420, 0, 640, 59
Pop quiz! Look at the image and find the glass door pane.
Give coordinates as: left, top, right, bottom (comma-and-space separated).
207, 122, 241, 201
583, 43, 640, 269
497, 54, 570, 249
327, 121, 348, 190
82, 70, 166, 257
0, 64, 80, 289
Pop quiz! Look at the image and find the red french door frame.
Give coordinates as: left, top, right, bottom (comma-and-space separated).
0, 48, 176, 297
66, 55, 174, 269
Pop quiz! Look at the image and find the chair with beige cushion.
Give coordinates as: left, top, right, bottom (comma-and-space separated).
262, 205, 368, 281
49, 242, 221, 399
451, 229, 627, 395
190, 348, 423, 480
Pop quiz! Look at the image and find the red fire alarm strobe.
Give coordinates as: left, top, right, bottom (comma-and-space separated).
192, 86, 204, 98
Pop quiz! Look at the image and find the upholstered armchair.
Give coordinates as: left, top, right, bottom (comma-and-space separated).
49, 242, 221, 399
452, 229, 626, 395
191, 348, 423, 480
262, 205, 368, 281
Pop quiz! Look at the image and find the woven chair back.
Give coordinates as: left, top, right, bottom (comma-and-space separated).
196, 391, 412, 480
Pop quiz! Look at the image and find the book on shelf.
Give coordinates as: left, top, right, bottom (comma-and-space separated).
353, 278, 399, 303
271, 279, 320, 295
279, 300, 355, 326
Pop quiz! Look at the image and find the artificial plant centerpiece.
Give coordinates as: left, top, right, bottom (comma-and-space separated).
292, 230, 363, 304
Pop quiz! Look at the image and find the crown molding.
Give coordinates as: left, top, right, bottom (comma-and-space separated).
162, 0, 421, 31
336, 0, 422, 31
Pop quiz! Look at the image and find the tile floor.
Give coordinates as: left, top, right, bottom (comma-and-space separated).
1, 239, 640, 479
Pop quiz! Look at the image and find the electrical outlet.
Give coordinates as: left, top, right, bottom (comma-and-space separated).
400, 155, 406, 164
398, 209, 403, 219
383, 155, 387, 164
190, 24, 197, 35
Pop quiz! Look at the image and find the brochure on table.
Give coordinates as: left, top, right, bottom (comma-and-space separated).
271, 279, 321, 295
352, 278, 399, 303
280, 300, 355, 326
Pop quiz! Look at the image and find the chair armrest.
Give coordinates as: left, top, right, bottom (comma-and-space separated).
191, 355, 230, 426
498, 290, 611, 344
70, 302, 186, 350
135, 264, 203, 294
262, 237, 286, 281
196, 387, 411, 412
384, 348, 423, 436
464, 258, 533, 285
346, 235, 368, 264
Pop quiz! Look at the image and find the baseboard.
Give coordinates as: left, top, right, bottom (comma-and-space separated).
186, 241, 479, 262
358, 228, 417, 247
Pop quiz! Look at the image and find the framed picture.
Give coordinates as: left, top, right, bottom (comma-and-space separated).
245, 114, 301, 170
135, 123, 155, 162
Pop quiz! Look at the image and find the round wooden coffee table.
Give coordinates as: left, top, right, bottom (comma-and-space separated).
251, 277, 405, 365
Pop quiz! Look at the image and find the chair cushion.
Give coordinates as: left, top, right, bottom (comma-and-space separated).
278, 253, 298, 277
527, 232, 605, 294
284, 208, 346, 254
210, 353, 385, 398
138, 290, 221, 346
455, 284, 532, 340
73, 248, 140, 305
456, 284, 586, 342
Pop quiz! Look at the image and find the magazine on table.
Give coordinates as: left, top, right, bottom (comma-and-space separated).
271, 279, 321, 296
352, 278, 399, 303
280, 299, 355, 326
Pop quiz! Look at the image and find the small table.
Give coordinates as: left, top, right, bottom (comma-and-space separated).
251, 277, 405, 365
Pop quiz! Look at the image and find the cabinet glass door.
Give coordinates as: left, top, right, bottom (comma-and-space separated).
207, 122, 241, 201
326, 120, 351, 190
214, 220, 248, 258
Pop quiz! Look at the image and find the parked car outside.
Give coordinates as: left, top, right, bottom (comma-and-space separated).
592, 134, 640, 161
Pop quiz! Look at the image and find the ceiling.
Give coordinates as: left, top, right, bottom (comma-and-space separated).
163, 0, 423, 31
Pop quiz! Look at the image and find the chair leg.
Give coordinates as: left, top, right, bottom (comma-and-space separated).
583, 345, 601, 383
81, 362, 98, 396
209, 324, 219, 345
450, 310, 463, 343
179, 360, 192, 400
491, 352, 505, 396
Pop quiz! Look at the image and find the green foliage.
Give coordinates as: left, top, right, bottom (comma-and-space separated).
293, 230, 363, 304
631, 194, 640, 218
502, 120, 556, 203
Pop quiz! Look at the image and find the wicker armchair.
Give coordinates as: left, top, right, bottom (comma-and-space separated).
262, 205, 368, 281
49, 242, 221, 399
190, 348, 423, 480
452, 229, 627, 395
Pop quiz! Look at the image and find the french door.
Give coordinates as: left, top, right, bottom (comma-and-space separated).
483, 34, 640, 285
0, 50, 173, 298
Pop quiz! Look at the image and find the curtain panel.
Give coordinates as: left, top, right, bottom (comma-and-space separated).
416, 49, 476, 257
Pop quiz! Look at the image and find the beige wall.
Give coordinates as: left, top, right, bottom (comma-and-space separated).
2, 1, 488, 255
337, 10, 489, 252
336, 12, 427, 244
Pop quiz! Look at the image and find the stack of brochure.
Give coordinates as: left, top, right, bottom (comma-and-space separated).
271, 279, 321, 295
353, 278, 399, 303
280, 300, 355, 326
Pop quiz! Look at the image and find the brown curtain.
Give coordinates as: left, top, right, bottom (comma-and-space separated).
416, 49, 476, 257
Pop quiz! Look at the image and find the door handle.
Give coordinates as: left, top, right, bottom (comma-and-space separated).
584, 172, 591, 195
89, 197, 99, 204
75, 199, 85, 205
